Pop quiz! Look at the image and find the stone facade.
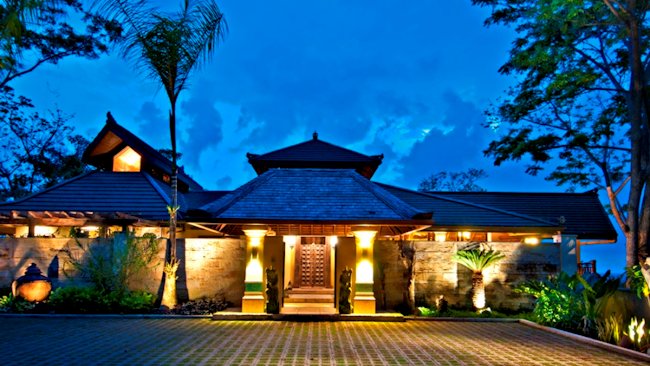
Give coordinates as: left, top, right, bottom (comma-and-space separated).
0, 237, 247, 307
374, 240, 560, 311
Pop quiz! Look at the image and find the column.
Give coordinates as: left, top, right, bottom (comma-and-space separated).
560, 234, 578, 275
353, 229, 377, 314
242, 227, 267, 313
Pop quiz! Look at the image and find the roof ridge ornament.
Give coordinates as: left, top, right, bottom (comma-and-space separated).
313, 131, 318, 140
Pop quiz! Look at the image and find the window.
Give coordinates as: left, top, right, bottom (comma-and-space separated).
113, 146, 141, 172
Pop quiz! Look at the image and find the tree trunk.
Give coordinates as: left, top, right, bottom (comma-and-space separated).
472, 271, 485, 310
160, 102, 179, 309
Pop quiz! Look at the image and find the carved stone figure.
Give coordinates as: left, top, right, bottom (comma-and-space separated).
338, 266, 353, 314
265, 266, 279, 314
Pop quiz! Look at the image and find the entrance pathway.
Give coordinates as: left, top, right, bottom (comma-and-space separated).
0, 317, 645, 365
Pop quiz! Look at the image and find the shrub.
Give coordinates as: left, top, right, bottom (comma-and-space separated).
516, 271, 621, 334
49, 286, 110, 313
118, 291, 155, 313
171, 295, 229, 315
418, 306, 438, 317
48, 286, 156, 314
596, 314, 623, 345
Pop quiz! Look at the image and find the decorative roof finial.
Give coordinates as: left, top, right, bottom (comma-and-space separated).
106, 111, 116, 124
313, 131, 318, 140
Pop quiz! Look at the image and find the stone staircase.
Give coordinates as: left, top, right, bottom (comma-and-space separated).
282, 287, 336, 314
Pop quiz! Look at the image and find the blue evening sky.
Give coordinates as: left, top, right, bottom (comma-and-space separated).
11, 1, 626, 273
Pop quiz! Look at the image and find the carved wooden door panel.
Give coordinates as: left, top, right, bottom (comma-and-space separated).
294, 237, 330, 288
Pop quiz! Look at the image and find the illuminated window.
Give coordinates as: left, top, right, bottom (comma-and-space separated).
113, 147, 141, 172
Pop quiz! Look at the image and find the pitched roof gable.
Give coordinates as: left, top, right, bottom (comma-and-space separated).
202, 169, 430, 222
246, 133, 384, 178
83, 112, 203, 191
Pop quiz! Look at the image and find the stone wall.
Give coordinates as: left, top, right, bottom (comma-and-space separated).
374, 240, 560, 311
0, 237, 247, 306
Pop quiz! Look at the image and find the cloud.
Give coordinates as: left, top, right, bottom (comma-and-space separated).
179, 94, 224, 171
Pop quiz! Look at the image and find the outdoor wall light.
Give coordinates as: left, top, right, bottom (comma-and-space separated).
354, 230, 376, 249
523, 237, 540, 245
284, 235, 297, 249
330, 236, 338, 247
434, 232, 447, 242
357, 259, 373, 283
245, 258, 263, 282
458, 231, 471, 241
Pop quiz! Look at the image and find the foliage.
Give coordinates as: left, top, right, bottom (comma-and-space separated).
452, 246, 505, 273
625, 317, 649, 352
626, 265, 650, 299
0, 0, 121, 88
96, 0, 227, 307
596, 314, 623, 345
63, 233, 160, 296
0, 86, 89, 201
418, 168, 487, 192
417, 306, 438, 317
0, 294, 23, 312
48, 286, 155, 314
516, 271, 621, 333
471, 0, 650, 266
170, 295, 229, 315
516, 272, 584, 329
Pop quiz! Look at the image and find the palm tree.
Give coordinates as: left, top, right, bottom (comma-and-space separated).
96, 0, 226, 308
452, 246, 505, 310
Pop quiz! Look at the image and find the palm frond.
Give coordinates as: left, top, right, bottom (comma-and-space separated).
452, 248, 505, 272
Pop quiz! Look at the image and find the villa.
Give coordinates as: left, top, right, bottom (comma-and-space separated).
0, 113, 616, 314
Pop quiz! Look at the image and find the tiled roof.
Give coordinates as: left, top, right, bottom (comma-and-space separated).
378, 184, 561, 232
83, 113, 203, 191
202, 169, 430, 222
427, 191, 617, 240
0, 171, 171, 221
246, 133, 383, 178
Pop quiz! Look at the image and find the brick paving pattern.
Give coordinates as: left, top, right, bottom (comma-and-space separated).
0, 318, 645, 365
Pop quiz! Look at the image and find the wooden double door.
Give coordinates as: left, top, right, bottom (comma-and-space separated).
294, 237, 331, 288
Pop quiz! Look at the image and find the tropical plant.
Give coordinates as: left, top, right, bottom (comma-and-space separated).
452, 245, 505, 310
625, 317, 649, 352
626, 265, 650, 299
596, 314, 623, 345
516, 272, 584, 329
63, 233, 160, 296
517, 271, 621, 334
95, 0, 227, 308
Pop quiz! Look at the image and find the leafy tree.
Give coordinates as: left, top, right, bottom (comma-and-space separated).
0, 86, 88, 201
418, 168, 487, 192
97, 0, 227, 308
452, 245, 505, 310
471, 0, 650, 267
1, 0, 121, 88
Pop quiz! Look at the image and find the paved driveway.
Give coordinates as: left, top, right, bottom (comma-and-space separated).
0, 317, 645, 365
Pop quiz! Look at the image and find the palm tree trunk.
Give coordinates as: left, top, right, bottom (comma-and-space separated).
472, 271, 485, 310
161, 102, 179, 309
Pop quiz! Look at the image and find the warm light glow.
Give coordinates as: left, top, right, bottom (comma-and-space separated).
244, 229, 267, 247
434, 232, 447, 242
524, 237, 540, 245
330, 236, 338, 247
81, 226, 99, 232
33, 225, 56, 237
462, 231, 471, 240
354, 230, 376, 249
284, 235, 297, 248
113, 146, 141, 172
356, 259, 373, 283
245, 257, 263, 282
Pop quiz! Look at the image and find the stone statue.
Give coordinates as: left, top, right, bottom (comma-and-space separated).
339, 266, 353, 314
265, 266, 279, 314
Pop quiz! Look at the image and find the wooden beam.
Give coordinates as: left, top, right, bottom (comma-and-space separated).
188, 222, 223, 235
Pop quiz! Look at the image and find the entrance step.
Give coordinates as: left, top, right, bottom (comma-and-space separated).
286, 287, 334, 295
284, 294, 334, 303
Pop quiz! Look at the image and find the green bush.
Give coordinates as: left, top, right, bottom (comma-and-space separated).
49, 286, 156, 314
516, 271, 620, 334
418, 306, 438, 317
118, 291, 155, 313
171, 295, 229, 315
626, 265, 649, 299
